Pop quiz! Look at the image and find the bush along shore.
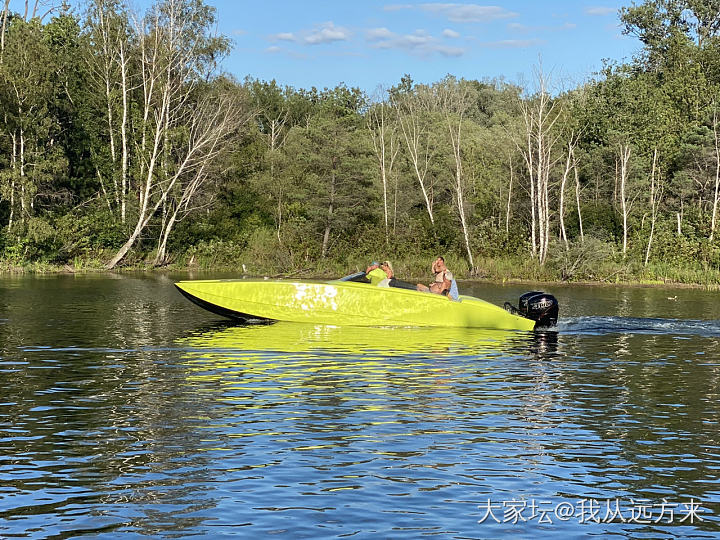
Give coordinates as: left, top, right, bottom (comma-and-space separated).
3, 236, 720, 290
3, 1, 720, 287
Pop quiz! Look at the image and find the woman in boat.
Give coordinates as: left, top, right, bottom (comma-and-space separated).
417, 256, 459, 299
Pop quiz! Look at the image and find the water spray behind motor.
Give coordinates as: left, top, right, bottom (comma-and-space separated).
504, 291, 559, 329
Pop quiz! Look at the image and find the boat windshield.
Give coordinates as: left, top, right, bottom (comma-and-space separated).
337, 271, 369, 283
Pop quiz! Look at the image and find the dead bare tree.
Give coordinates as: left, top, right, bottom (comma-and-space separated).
618, 143, 632, 256
393, 86, 438, 226
86, 0, 133, 223
558, 133, 579, 251
152, 93, 248, 265
437, 77, 475, 271
574, 150, 584, 242
711, 105, 720, 241
644, 148, 662, 266
106, 0, 230, 269
22, 0, 58, 22
516, 66, 563, 264
367, 97, 400, 244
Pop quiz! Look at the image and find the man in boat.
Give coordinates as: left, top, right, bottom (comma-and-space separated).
417, 256, 459, 299
364, 260, 417, 290
365, 261, 387, 285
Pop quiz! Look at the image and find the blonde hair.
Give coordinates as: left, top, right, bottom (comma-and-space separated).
381, 260, 393, 273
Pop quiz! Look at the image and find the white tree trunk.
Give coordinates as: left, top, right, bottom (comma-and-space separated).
644, 149, 660, 266
394, 95, 435, 225
321, 168, 335, 259
449, 124, 474, 271
619, 144, 632, 256
574, 155, 583, 242
559, 142, 572, 251
711, 108, 720, 242
0, 0, 10, 55
119, 40, 130, 224
505, 157, 514, 236
7, 129, 16, 228
368, 101, 399, 244
19, 126, 25, 225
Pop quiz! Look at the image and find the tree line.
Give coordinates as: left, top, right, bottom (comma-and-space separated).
2, 0, 720, 283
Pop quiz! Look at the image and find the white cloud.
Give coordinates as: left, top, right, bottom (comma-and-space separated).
264, 46, 308, 60
384, 3, 414, 11
232, 29, 247, 37
418, 3, 518, 23
269, 22, 351, 45
508, 22, 576, 32
481, 39, 544, 48
435, 45, 464, 56
367, 27, 395, 41
273, 32, 296, 42
369, 29, 465, 57
304, 22, 352, 45
585, 7, 617, 16
442, 28, 460, 38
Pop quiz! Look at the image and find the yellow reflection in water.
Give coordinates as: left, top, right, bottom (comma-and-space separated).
181, 322, 530, 357
177, 323, 538, 453
176, 324, 556, 462
178, 323, 533, 410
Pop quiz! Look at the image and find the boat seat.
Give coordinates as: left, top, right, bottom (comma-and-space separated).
449, 279, 459, 300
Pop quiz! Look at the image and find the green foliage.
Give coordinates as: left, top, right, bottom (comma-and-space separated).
183, 239, 246, 269
548, 237, 619, 281
579, 201, 622, 242
4, 218, 56, 262
53, 208, 127, 258
4, 0, 720, 287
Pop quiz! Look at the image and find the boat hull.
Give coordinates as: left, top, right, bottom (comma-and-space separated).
175, 279, 537, 331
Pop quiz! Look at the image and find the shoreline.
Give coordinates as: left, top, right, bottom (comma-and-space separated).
2, 261, 718, 290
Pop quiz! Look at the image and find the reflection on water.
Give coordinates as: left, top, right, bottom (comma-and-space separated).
0, 274, 719, 538
183, 321, 540, 355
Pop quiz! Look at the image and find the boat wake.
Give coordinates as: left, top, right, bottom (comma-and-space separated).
558, 316, 720, 338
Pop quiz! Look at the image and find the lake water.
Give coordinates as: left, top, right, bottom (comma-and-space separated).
1, 273, 719, 538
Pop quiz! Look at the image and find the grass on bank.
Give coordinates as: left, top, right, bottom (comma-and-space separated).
3, 239, 720, 289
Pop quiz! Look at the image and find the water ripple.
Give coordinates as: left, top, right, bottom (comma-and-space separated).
1, 277, 720, 538
560, 316, 720, 337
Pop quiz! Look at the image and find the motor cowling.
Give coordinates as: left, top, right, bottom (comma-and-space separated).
518, 291, 559, 328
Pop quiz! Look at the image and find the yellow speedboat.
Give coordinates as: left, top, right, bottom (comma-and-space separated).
175, 273, 558, 331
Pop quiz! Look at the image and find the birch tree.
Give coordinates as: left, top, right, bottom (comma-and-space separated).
710, 105, 720, 241
0, 0, 10, 55
393, 85, 439, 226
618, 143, 633, 256
105, 0, 231, 269
644, 148, 662, 265
516, 67, 563, 264
574, 150, 584, 242
152, 88, 248, 265
437, 76, 475, 271
86, 0, 133, 222
0, 18, 63, 229
558, 133, 580, 250
367, 97, 400, 244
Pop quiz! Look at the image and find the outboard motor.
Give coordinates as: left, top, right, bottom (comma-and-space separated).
506, 291, 559, 329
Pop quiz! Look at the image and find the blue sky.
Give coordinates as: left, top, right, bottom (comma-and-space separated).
217, 1, 641, 92
15, 1, 642, 92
